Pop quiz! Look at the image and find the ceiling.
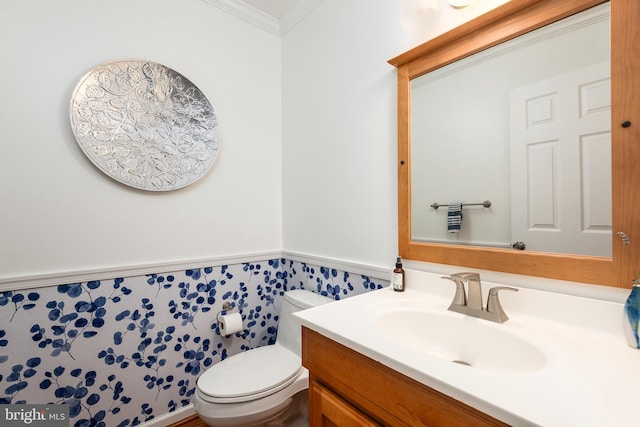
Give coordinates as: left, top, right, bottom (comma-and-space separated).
242, 0, 301, 19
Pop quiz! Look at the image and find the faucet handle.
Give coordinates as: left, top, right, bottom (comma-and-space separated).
450, 272, 480, 281
441, 276, 466, 306
486, 287, 518, 323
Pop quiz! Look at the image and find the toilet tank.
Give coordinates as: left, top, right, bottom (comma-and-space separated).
277, 289, 334, 356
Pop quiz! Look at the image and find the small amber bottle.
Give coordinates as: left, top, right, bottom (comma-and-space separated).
392, 256, 405, 292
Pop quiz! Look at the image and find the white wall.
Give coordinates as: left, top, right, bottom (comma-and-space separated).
281, 0, 511, 269
281, 0, 403, 269
0, 0, 518, 282
0, 0, 282, 281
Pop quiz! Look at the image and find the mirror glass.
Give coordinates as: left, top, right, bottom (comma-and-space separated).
410, 4, 610, 256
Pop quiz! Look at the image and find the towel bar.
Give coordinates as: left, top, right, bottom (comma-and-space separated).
430, 200, 491, 210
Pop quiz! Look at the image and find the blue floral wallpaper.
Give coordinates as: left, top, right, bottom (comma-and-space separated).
0, 259, 386, 427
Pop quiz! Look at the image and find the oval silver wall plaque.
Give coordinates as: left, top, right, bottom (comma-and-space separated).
70, 59, 219, 191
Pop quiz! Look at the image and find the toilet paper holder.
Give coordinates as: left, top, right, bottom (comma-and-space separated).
216, 301, 235, 323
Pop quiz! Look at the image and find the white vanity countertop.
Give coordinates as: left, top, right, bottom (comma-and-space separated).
294, 269, 640, 427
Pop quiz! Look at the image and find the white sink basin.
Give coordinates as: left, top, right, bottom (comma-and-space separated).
295, 273, 634, 426
376, 309, 547, 373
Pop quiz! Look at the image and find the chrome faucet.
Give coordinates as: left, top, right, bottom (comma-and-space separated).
441, 272, 518, 323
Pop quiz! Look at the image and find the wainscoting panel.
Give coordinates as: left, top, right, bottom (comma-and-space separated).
0, 258, 387, 427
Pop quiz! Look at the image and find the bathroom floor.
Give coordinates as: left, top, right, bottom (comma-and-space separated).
169, 415, 208, 427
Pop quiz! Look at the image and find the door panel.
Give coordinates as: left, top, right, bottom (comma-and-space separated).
510, 61, 611, 255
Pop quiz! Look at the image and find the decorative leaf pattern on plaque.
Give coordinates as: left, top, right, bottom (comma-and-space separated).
69, 60, 219, 191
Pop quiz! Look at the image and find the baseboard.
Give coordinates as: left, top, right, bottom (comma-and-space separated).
139, 404, 197, 427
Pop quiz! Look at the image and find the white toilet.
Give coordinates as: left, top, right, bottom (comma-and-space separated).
194, 289, 334, 427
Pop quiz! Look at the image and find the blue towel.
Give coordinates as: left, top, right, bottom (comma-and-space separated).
448, 202, 463, 233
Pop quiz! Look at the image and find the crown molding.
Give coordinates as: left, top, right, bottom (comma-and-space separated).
202, 0, 280, 35
201, 0, 324, 37
278, 0, 324, 36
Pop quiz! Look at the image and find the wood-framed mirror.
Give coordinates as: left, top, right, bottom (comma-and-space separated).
389, 0, 639, 287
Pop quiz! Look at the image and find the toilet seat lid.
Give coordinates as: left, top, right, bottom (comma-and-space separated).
197, 344, 302, 402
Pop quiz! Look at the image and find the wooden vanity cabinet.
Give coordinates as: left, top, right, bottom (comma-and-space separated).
302, 327, 509, 427
309, 380, 381, 427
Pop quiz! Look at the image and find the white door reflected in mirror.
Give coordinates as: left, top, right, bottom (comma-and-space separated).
510, 62, 611, 256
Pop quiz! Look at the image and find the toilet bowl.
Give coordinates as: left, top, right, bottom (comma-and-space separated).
194, 289, 334, 427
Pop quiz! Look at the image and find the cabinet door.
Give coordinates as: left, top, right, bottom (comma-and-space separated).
309, 380, 382, 427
